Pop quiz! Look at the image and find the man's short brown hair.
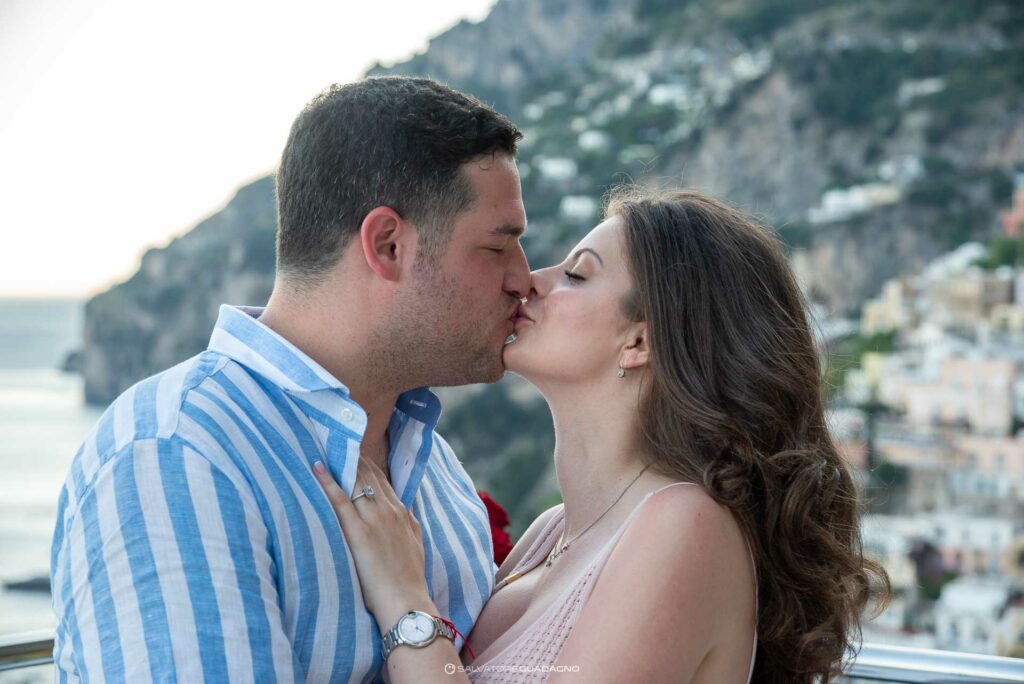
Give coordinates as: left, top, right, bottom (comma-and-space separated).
275, 77, 522, 283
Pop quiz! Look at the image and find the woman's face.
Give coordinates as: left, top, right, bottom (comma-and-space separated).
504, 216, 641, 388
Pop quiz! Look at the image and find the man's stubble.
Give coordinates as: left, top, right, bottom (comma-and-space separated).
367, 266, 505, 392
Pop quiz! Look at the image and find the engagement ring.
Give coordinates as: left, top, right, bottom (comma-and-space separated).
351, 485, 375, 502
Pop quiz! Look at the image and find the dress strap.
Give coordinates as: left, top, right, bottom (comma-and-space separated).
596, 482, 701, 553
497, 483, 701, 590
493, 506, 566, 591
746, 532, 759, 681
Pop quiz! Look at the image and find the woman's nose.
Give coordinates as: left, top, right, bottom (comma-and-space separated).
527, 267, 552, 299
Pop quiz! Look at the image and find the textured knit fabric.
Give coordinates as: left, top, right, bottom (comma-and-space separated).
50, 304, 495, 683
467, 482, 757, 683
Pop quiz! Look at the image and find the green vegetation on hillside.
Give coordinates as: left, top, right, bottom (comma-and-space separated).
975, 237, 1024, 270
825, 330, 898, 396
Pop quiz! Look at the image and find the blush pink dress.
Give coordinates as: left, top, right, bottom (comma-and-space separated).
466, 482, 758, 683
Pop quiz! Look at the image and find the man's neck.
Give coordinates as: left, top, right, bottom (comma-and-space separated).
359, 431, 392, 478
352, 388, 397, 475
259, 284, 399, 470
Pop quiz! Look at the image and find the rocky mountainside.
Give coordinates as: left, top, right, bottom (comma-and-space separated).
82, 177, 276, 403
79, 0, 1024, 531
367, 0, 635, 114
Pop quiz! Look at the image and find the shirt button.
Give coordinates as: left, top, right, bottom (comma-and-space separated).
341, 408, 354, 422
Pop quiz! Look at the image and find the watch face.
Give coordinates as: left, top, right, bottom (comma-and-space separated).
398, 613, 435, 644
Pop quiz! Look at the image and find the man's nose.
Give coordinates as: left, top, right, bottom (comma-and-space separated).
504, 243, 531, 300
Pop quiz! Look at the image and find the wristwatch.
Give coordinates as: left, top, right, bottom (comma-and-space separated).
380, 610, 456, 662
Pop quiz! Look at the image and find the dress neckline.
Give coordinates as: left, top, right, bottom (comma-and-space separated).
473, 482, 701, 667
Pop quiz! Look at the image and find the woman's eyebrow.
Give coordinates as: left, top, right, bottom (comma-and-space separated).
569, 247, 604, 266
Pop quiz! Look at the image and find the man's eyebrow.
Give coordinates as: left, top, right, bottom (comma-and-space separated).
492, 224, 526, 238
570, 247, 604, 266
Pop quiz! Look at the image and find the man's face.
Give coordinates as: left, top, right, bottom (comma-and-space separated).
391, 153, 530, 387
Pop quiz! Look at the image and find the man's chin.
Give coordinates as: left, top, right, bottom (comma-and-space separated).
462, 332, 514, 384
479, 352, 507, 384
480, 367, 506, 384
433, 350, 504, 387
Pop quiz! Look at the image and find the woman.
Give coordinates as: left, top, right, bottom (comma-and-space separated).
313, 187, 890, 682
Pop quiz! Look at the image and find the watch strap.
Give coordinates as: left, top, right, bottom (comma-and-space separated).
435, 616, 457, 642
380, 611, 456, 662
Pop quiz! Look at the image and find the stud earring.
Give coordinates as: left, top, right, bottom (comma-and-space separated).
617, 368, 625, 378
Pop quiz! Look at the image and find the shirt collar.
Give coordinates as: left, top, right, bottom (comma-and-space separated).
207, 304, 443, 431
207, 304, 347, 394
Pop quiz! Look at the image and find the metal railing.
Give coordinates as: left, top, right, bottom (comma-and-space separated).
848, 643, 1024, 682
2, 630, 1022, 681
0, 629, 55, 673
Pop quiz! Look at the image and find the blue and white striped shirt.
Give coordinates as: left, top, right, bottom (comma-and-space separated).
50, 304, 496, 683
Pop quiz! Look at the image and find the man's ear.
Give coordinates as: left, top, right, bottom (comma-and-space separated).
358, 206, 414, 281
619, 323, 650, 371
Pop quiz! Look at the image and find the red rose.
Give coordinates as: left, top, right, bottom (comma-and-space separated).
478, 490, 513, 566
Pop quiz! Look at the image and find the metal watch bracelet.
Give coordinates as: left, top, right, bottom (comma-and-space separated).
381, 610, 457, 662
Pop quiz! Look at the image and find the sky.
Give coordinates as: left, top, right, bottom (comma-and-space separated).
0, 0, 497, 298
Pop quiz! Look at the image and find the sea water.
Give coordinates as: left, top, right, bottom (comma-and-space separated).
0, 298, 101, 645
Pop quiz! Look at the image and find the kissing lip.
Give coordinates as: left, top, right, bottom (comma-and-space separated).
514, 303, 534, 323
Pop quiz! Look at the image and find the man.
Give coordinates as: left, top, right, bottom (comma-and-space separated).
50, 76, 530, 682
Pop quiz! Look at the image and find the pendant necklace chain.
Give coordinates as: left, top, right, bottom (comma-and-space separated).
545, 463, 652, 567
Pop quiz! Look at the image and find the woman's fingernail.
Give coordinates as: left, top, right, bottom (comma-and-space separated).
313, 460, 326, 475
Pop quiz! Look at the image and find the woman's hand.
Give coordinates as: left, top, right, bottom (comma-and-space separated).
313, 456, 434, 631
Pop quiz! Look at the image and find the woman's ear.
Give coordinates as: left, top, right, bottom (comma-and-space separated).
620, 323, 649, 371
359, 206, 413, 281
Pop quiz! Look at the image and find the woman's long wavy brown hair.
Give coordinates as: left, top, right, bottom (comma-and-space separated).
607, 186, 890, 683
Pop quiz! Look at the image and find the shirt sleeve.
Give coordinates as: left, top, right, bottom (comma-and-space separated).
52, 437, 298, 683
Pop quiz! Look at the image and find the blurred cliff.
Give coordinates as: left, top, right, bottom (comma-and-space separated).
79, 0, 1024, 531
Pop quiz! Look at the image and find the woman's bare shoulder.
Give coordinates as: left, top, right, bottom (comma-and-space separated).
595, 482, 754, 628
548, 485, 755, 681
603, 483, 754, 625
628, 483, 749, 572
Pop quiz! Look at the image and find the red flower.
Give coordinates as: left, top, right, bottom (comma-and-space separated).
478, 490, 513, 566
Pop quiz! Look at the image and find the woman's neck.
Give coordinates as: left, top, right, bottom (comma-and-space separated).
546, 388, 652, 538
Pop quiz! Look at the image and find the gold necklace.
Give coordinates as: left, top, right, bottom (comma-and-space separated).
545, 463, 651, 567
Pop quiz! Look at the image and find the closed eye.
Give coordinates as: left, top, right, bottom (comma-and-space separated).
564, 270, 585, 283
